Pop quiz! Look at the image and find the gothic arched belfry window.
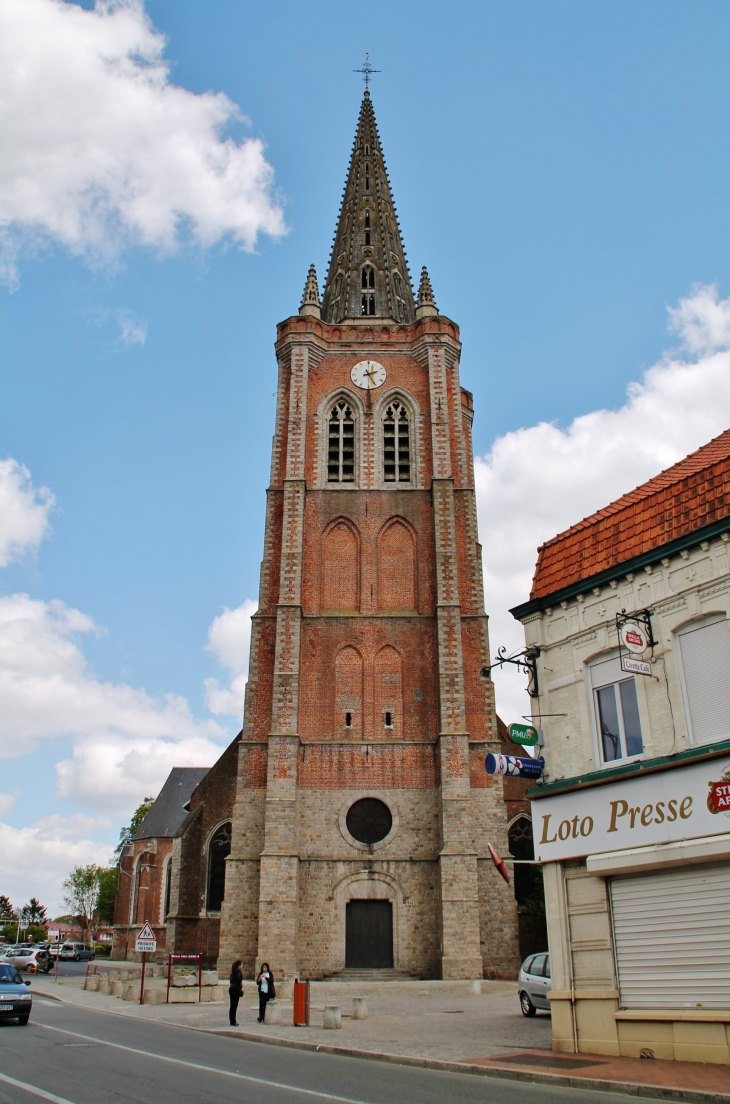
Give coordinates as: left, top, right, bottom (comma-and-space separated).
383, 401, 410, 482
328, 401, 355, 483
206, 822, 232, 912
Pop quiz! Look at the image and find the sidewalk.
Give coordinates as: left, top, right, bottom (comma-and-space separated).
32, 974, 730, 1103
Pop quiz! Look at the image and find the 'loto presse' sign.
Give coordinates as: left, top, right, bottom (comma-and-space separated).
532, 756, 730, 863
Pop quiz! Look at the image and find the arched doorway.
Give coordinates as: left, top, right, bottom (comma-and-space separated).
345, 900, 393, 968
508, 815, 547, 958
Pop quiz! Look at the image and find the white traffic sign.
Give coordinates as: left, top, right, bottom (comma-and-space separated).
135, 921, 157, 954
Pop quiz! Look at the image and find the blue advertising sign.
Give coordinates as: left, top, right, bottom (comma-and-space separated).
485, 753, 545, 779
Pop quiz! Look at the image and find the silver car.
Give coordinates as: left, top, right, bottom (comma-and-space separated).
518, 952, 551, 1016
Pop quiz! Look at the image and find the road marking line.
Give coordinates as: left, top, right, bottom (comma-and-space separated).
0, 1071, 77, 1104
34, 1022, 375, 1104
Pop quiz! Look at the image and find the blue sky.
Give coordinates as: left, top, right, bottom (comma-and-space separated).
3, 0, 730, 913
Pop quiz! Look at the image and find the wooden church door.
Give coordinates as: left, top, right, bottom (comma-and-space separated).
345, 900, 394, 968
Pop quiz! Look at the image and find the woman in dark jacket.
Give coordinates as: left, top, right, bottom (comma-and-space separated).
256, 962, 274, 1023
229, 960, 243, 1026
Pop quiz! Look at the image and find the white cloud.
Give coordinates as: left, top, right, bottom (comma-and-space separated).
0, 592, 226, 811
0, 814, 112, 916
0, 0, 286, 286
0, 791, 20, 818
476, 284, 730, 724
204, 599, 256, 718
0, 459, 54, 567
116, 309, 146, 346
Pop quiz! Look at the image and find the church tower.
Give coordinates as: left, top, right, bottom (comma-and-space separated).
218, 92, 519, 981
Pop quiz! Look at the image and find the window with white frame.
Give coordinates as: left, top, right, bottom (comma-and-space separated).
676, 615, 730, 746
589, 656, 644, 764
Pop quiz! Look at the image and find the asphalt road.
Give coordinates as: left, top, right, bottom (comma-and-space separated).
0, 992, 637, 1104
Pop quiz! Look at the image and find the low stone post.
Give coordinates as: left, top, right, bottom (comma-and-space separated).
469, 980, 482, 996
110, 980, 124, 998
352, 997, 368, 1020
83, 975, 99, 991
143, 989, 157, 1005
264, 1002, 281, 1024
96, 975, 110, 995
322, 1006, 342, 1030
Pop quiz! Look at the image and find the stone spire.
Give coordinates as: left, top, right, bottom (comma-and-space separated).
299, 263, 321, 318
321, 92, 415, 325
415, 266, 438, 319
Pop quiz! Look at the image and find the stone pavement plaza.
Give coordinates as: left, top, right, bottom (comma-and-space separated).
33, 970, 549, 1062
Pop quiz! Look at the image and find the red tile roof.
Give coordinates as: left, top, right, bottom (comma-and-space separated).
530, 428, 730, 600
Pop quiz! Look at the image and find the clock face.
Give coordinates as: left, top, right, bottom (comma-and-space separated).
351, 360, 386, 390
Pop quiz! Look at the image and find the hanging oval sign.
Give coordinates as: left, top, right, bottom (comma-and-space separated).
620, 622, 649, 654
508, 722, 539, 746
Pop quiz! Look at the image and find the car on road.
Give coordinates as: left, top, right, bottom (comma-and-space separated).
0, 963, 32, 1024
518, 952, 551, 1016
8, 948, 52, 973
59, 941, 95, 961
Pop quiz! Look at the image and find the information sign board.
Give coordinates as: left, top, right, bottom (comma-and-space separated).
508, 722, 539, 746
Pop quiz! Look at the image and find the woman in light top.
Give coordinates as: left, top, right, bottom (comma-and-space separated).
256, 962, 275, 1023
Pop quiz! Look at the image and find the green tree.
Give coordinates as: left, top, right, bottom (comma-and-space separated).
96, 867, 119, 925
0, 895, 13, 921
62, 865, 100, 940
114, 796, 155, 864
25, 923, 47, 943
26, 898, 48, 925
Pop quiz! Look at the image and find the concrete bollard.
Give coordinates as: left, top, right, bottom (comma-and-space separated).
172, 974, 197, 987
322, 1006, 342, 1030
110, 980, 124, 998
142, 989, 157, 1005
83, 975, 99, 991
123, 983, 140, 1001
211, 985, 225, 1002
96, 976, 110, 995
201, 970, 218, 985
469, 980, 482, 996
352, 997, 368, 1020
264, 1002, 281, 1025
108, 970, 119, 981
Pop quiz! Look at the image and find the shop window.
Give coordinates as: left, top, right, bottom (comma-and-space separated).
676, 615, 730, 745
589, 656, 644, 764
206, 822, 232, 912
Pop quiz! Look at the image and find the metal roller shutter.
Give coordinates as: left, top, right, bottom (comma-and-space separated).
677, 617, 730, 745
610, 864, 730, 1009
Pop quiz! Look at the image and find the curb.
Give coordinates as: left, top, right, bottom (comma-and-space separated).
202, 1028, 730, 1104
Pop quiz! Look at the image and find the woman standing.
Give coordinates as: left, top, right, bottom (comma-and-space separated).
228, 959, 243, 1026
256, 962, 275, 1023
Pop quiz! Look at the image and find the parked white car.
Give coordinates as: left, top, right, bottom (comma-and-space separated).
518, 952, 551, 1016
5, 949, 52, 974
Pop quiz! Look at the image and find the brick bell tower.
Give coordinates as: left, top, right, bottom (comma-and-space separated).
218, 92, 519, 981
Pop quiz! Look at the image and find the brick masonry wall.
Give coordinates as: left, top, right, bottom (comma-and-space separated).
180, 313, 520, 982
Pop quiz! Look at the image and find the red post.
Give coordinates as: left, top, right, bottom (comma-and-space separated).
139, 951, 146, 1005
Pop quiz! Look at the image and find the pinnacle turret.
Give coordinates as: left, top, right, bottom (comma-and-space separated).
415, 266, 438, 319
321, 94, 415, 325
299, 263, 321, 318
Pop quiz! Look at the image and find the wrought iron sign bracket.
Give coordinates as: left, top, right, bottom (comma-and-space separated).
616, 607, 658, 676
481, 645, 541, 698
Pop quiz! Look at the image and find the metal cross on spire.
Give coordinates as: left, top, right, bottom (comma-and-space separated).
353, 53, 380, 91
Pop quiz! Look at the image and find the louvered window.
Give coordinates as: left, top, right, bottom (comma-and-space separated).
676, 616, 730, 745
383, 401, 410, 482
327, 401, 354, 482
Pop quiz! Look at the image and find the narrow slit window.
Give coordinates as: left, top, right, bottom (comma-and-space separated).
327, 401, 355, 483
365, 231, 371, 245
345, 712, 352, 728
364, 209, 371, 228
384, 712, 392, 728
383, 401, 411, 482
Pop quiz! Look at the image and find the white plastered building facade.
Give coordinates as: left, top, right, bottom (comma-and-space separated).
511, 431, 730, 1065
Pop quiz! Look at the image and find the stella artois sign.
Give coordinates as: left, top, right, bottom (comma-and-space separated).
707, 766, 730, 817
